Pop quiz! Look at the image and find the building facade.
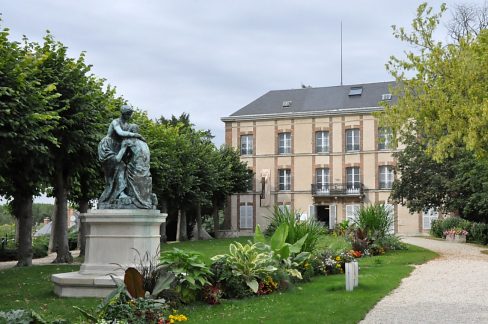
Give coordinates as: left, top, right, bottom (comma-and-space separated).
222, 81, 431, 236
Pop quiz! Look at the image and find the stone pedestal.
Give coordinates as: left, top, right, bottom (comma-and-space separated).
52, 209, 166, 297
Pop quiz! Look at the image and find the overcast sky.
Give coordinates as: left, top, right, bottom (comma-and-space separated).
1, 0, 459, 146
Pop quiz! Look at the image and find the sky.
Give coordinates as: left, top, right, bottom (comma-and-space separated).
0, 0, 459, 203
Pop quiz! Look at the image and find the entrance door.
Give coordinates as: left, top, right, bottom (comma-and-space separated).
316, 205, 329, 228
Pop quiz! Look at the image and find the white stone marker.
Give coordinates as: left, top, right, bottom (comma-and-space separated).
345, 261, 359, 291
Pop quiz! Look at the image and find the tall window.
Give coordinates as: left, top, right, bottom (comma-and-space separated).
422, 208, 438, 230
278, 169, 291, 191
240, 135, 253, 155
278, 132, 291, 154
379, 166, 394, 189
315, 131, 329, 153
239, 202, 253, 229
346, 167, 360, 190
378, 127, 393, 150
278, 203, 291, 214
346, 204, 360, 221
315, 168, 329, 192
345, 128, 360, 151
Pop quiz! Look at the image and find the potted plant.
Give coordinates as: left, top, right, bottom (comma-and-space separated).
443, 228, 468, 243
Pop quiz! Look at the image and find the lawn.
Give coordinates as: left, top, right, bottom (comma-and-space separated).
0, 237, 437, 323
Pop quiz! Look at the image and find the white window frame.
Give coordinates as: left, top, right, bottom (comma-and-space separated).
378, 127, 393, 150
346, 204, 360, 222
346, 167, 360, 191
278, 132, 291, 154
379, 166, 394, 189
239, 202, 253, 229
422, 208, 439, 230
278, 203, 291, 214
278, 169, 291, 191
240, 134, 253, 155
316, 168, 329, 193
315, 131, 329, 153
346, 128, 360, 152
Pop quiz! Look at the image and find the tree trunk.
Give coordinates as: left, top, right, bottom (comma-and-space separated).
222, 196, 232, 230
13, 194, 33, 267
196, 203, 202, 240
212, 200, 220, 235
77, 199, 89, 257
178, 209, 188, 241
48, 199, 57, 253
52, 164, 73, 264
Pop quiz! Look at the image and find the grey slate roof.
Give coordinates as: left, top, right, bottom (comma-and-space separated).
226, 81, 396, 119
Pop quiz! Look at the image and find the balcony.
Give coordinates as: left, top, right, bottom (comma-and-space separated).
311, 183, 364, 197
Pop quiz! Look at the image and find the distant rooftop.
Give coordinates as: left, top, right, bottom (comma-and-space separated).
222, 81, 396, 121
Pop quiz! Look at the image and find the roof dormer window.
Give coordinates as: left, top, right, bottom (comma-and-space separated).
348, 87, 362, 96
282, 100, 292, 108
382, 93, 392, 100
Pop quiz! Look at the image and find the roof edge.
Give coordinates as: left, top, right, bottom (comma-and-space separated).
221, 106, 384, 122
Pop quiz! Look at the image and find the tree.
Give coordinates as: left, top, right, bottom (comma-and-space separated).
381, 3, 488, 161
0, 28, 59, 266
33, 33, 123, 263
447, 2, 488, 42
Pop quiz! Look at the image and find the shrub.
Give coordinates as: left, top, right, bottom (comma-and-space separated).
468, 222, 488, 244
209, 256, 253, 299
354, 204, 393, 241
0, 309, 51, 323
430, 219, 443, 238
375, 235, 407, 252
429, 217, 471, 238
265, 205, 325, 252
33, 235, 49, 258
160, 248, 212, 303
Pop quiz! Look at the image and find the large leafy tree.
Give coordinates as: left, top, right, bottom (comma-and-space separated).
0, 28, 59, 266
34, 33, 123, 263
380, 3, 488, 221
381, 3, 488, 161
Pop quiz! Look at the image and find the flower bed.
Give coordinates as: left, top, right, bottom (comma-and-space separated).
443, 228, 468, 243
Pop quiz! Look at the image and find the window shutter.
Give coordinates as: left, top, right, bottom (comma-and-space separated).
308, 205, 316, 221
385, 204, 395, 234
329, 205, 337, 229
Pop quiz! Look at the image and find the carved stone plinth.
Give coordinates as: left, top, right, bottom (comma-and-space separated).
52, 209, 166, 297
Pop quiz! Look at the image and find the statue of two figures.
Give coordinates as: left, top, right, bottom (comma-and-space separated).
98, 105, 157, 209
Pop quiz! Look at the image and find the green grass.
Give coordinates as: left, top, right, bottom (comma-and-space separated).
0, 237, 437, 323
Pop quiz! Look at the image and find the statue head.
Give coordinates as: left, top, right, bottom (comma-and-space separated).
120, 105, 134, 117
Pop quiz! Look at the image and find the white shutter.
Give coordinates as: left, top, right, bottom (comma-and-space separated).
308, 205, 316, 221
346, 204, 360, 222
329, 204, 337, 229
422, 208, 438, 230
385, 204, 395, 234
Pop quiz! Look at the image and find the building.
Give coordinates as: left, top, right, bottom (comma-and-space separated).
221, 81, 433, 236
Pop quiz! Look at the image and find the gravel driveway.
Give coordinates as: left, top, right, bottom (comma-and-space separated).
361, 237, 488, 324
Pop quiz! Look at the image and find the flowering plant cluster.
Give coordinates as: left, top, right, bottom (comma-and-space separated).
256, 276, 279, 295
316, 250, 357, 275
443, 228, 468, 237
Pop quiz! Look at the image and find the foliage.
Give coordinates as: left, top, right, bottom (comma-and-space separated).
429, 217, 470, 238
380, 3, 488, 161
468, 222, 488, 245
160, 248, 212, 303
375, 235, 407, 252
201, 284, 223, 305
334, 219, 351, 236
316, 250, 355, 275
211, 242, 276, 294
353, 204, 393, 242
265, 205, 324, 253
0, 240, 437, 323
0, 309, 50, 324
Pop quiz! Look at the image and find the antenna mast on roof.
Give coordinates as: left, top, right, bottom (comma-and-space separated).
340, 21, 343, 86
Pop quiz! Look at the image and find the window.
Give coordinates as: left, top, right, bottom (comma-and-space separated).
379, 166, 394, 189
278, 169, 291, 191
345, 129, 360, 151
422, 209, 438, 230
349, 87, 363, 96
346, 167, 360, 192
346, 204, 360, 221
378, 127, 393, 150
381, 93, 392, 100
315, 168, 329, 193
315, 131, 329, 153
239, 202, 253, 229
282, 101, 292, 108
278, 132, 291, 154
278, 203, 291, 214
240, 135, 253, 155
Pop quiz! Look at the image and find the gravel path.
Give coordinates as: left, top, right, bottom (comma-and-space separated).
0, 250, 80, 270
361, 237, 488, 324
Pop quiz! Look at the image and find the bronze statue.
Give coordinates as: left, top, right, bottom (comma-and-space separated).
98, 105, 156, 209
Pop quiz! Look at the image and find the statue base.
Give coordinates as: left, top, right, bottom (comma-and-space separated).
52, 209, 166, 297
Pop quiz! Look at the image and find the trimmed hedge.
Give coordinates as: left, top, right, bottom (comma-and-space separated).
430, 217, 488, 244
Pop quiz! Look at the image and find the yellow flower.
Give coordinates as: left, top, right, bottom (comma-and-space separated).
335, 256, 341, 261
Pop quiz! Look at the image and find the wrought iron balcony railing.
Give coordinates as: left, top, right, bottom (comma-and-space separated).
311, 183, 364, 197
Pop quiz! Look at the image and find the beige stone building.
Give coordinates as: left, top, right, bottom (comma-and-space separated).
222, 81, 433, 236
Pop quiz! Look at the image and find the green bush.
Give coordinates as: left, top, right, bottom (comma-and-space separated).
33, 235, 49, 258
429, 217, 471, 238
468, 222, 488, 244
354, 204, 393, 241
265, 206, 325, 253
375, 235, 407, 251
